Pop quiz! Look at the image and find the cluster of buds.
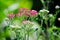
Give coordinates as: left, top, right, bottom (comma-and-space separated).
22, 20, 33, 24
58, 18, 60, 21
7, 14, 15, 19
39, 9, 49, 19
39, 9, 49, 13
7, 8, 38, 18
55, 5, 60, 9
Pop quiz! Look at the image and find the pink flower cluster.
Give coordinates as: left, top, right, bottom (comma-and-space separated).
30, 10, 38, 16
8, 8, 38, 18
22, 20, 32, 24
8, 14, 15, 18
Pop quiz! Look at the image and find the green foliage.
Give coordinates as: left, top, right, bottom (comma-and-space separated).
0, 12, 6, 23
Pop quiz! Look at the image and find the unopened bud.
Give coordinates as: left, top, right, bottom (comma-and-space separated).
55, 5, 60, 9
58, 18, 60, 21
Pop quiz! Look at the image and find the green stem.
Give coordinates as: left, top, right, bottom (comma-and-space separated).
27, 32, 29, 40
36, 30, 39, 40
40, 0, 46, 9
53, 11, 59, 25
23, 32, 26, 40
46, 0, 49, 10
41, 19, 43, 27
37, 19, 43, 40
45, 21, 50, 40
24, 33, 26, 40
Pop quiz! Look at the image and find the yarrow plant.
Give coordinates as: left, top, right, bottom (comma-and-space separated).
0, 7, 60, 40
0, 0, 60, 40
0, 6, 60, 40
6, 8, 38, 40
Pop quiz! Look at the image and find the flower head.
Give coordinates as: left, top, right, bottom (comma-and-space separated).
19, 8, 30, 16
22, 20, 30, 24
19, 8, 28, 13
49, 14, 53, 17
39, 9, 49, 13
24, 10, 30, 16
8, 14, 15, 18
55, 5, 60, 9
58, 18, 60, 21
30, 10, 38, 16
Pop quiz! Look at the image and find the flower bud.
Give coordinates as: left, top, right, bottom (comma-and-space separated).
55, 5, 60, 9
58, 18, 60, 21
49, 14, 53, 17
39, 9, 49, 13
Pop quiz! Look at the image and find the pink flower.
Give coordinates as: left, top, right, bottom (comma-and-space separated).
30, 10, 38, 16
24, 10, 30, 16
19, 8, 27, 16
8, 14, 15, 18
22, 20, 31, 24
19, 8, 30, 16
22, 20, 28, 24
18, 8, 38, 16
19, 8, 28, 13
